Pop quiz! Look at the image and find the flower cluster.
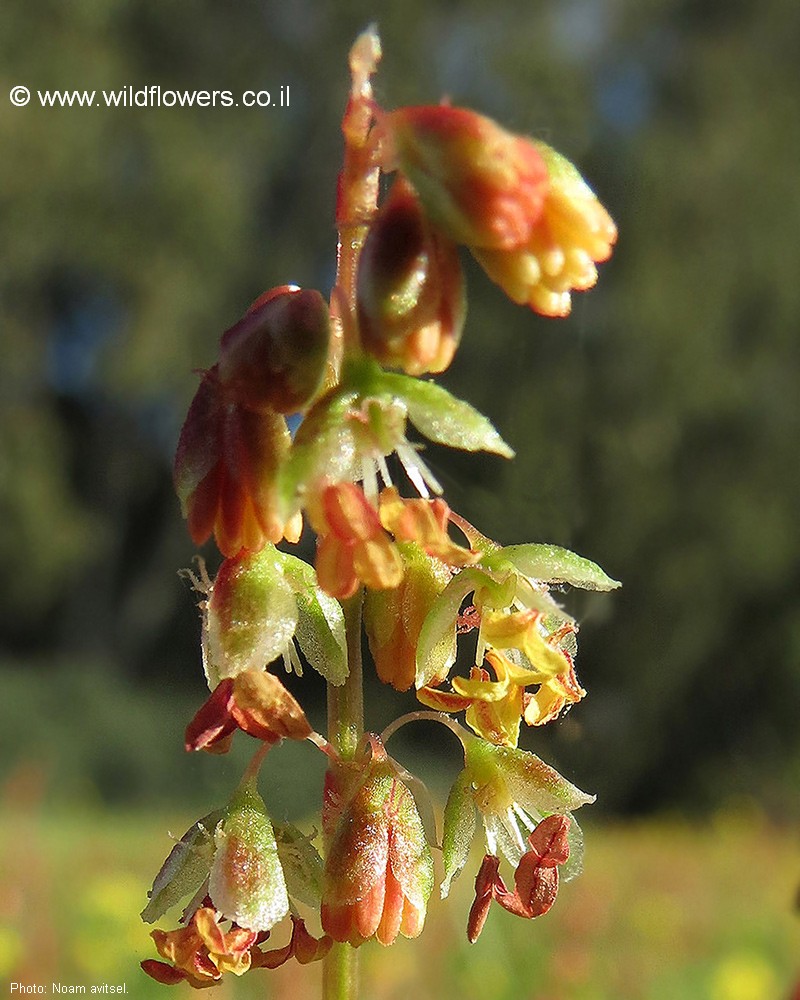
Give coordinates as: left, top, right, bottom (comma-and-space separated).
142, 26, 618, 991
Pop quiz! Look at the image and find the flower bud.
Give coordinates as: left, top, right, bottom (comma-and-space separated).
219, 286, 330, 414
357, 178, 465, 375
364, 542, 452, 691
173, 366, 296, 557
473, 141, 617, 317
321, 736, 434, 946
185, 669, 313, 753
386, 106, 549, 250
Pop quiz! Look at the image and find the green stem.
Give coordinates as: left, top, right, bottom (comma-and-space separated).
322, 590, 364, 1000
321, 29, 381, 1000
322, 941, 360, 1000
327, 589, 364, 762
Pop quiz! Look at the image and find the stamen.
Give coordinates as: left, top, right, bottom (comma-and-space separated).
396, 441, 443, 498
282, 641, 304, 677
396, 441, 430, 497
377, 453, 393, 488
512, 803, 535, 833
506, 806, 527, 853
361, 456, 379, 505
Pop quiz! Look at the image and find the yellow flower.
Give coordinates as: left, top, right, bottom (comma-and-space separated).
473, 141, 616, 317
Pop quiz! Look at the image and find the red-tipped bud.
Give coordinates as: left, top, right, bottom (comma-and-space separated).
185, 669, 313, 753
173, 366, 296, 558
364, 541, 451, 691
310, 482, 404, 600
386, 106, 549, 250
218, 286, 330, 414
357, 178, 465, 374
321, 736, 434, 947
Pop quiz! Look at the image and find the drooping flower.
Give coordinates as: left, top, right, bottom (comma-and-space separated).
192, 544, 348, 690
438, 728, 593, 899
385, 105, 549, 250
364, 541, 453, 691
377, 486, 477, 567
356, 176, 465, 375
141, 777, 302, 986
184, 669, 313, 754
472, 141, 617, 317
321, 735, 434, 946
383, 105, 616, 317
467, 814, 571, 942
217, 285, 330, 415
142, 779, 289, 935
174, 365, 297, 558
173, 285, 330, 558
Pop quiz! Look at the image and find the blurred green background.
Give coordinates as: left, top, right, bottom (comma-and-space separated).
1, 0, 799, 996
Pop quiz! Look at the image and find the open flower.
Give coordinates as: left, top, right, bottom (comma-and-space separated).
418, 649, 546, 747
416, 536, 619, 716
321, 735, 434, 946
384, 105, 615, 318
439, 729, 593, 899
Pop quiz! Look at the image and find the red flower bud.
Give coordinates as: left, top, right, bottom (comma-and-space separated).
357, 178, 465, 375
321, 737, 434, 946
386, 105, 548, 250
219, 286, 330, 414
173, 366, 298, 557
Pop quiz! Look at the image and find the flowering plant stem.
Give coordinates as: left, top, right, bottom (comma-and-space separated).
143, 22, 619, 996
322, 592, 364, 1000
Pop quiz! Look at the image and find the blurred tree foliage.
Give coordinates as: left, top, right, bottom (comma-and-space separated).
1, 0, 798, 814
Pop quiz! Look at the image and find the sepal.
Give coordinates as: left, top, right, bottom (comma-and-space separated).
487, 542, 621, 592
440, 769, 476, 898
141, 811, 223, 924
208, 778, 289, 932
